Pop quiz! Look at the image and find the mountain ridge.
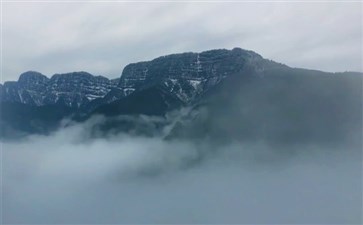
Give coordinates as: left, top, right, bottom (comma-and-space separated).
1, 47, 362, 142
0, 47, 271, 110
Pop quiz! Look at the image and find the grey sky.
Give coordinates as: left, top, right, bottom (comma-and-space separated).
2, 1, 362, 81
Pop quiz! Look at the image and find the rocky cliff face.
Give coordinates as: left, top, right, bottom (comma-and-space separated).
118, 48, 263, 103
1, 71, 49, 105
1, 71, 119, 108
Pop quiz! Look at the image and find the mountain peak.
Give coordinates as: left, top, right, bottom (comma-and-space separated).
118, 47, 266, 101
18, 71, 49, 83
51, 71, 94, 79
231, 47, 263, 59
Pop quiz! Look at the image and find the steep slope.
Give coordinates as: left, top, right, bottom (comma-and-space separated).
0, 102, 74, 138
93, 84, 184, 117
167, 68, 362, 146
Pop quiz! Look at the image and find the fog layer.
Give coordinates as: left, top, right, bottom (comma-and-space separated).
2, 115, 362, 224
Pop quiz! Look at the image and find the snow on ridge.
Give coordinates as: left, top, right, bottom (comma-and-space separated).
188, 80, 202, 90
86, 94, 104, 101
123, 88, 135, 96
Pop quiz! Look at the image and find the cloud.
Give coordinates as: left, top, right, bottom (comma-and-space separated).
2, 115, 362, 224
2, 2, 362, 81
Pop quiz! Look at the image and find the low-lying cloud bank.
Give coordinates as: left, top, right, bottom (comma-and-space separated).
2, 115, 362, 224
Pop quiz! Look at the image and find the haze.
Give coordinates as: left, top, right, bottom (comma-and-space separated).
1, 2, 362, 224
2, 115, 362, 224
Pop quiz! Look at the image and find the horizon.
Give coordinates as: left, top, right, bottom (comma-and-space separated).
2, 46, 362, 83
2, 2, 362, 81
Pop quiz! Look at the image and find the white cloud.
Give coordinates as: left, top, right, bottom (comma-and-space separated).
2, 115, 362, 223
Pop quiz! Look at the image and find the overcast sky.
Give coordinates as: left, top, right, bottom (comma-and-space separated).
1, 1, 362, 81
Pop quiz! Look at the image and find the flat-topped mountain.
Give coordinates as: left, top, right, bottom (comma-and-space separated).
117, 48, 265, 102
1, 48, 361, 144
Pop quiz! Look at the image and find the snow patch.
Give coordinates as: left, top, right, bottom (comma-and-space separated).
123, 88, 135, 96
188, 80, 202, 90
170, 79, 178, 85
86, 94, 102, 101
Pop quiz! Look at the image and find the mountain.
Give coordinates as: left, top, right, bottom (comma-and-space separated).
117, 48, 265, 103
0, 71, 120, 108
166, 68, 362, 146
1, 48, 266, 116
93, 48, 265, 116
1, 48, 362, 145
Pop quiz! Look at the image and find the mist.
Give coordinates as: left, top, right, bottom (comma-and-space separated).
2, 114, 362, 224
